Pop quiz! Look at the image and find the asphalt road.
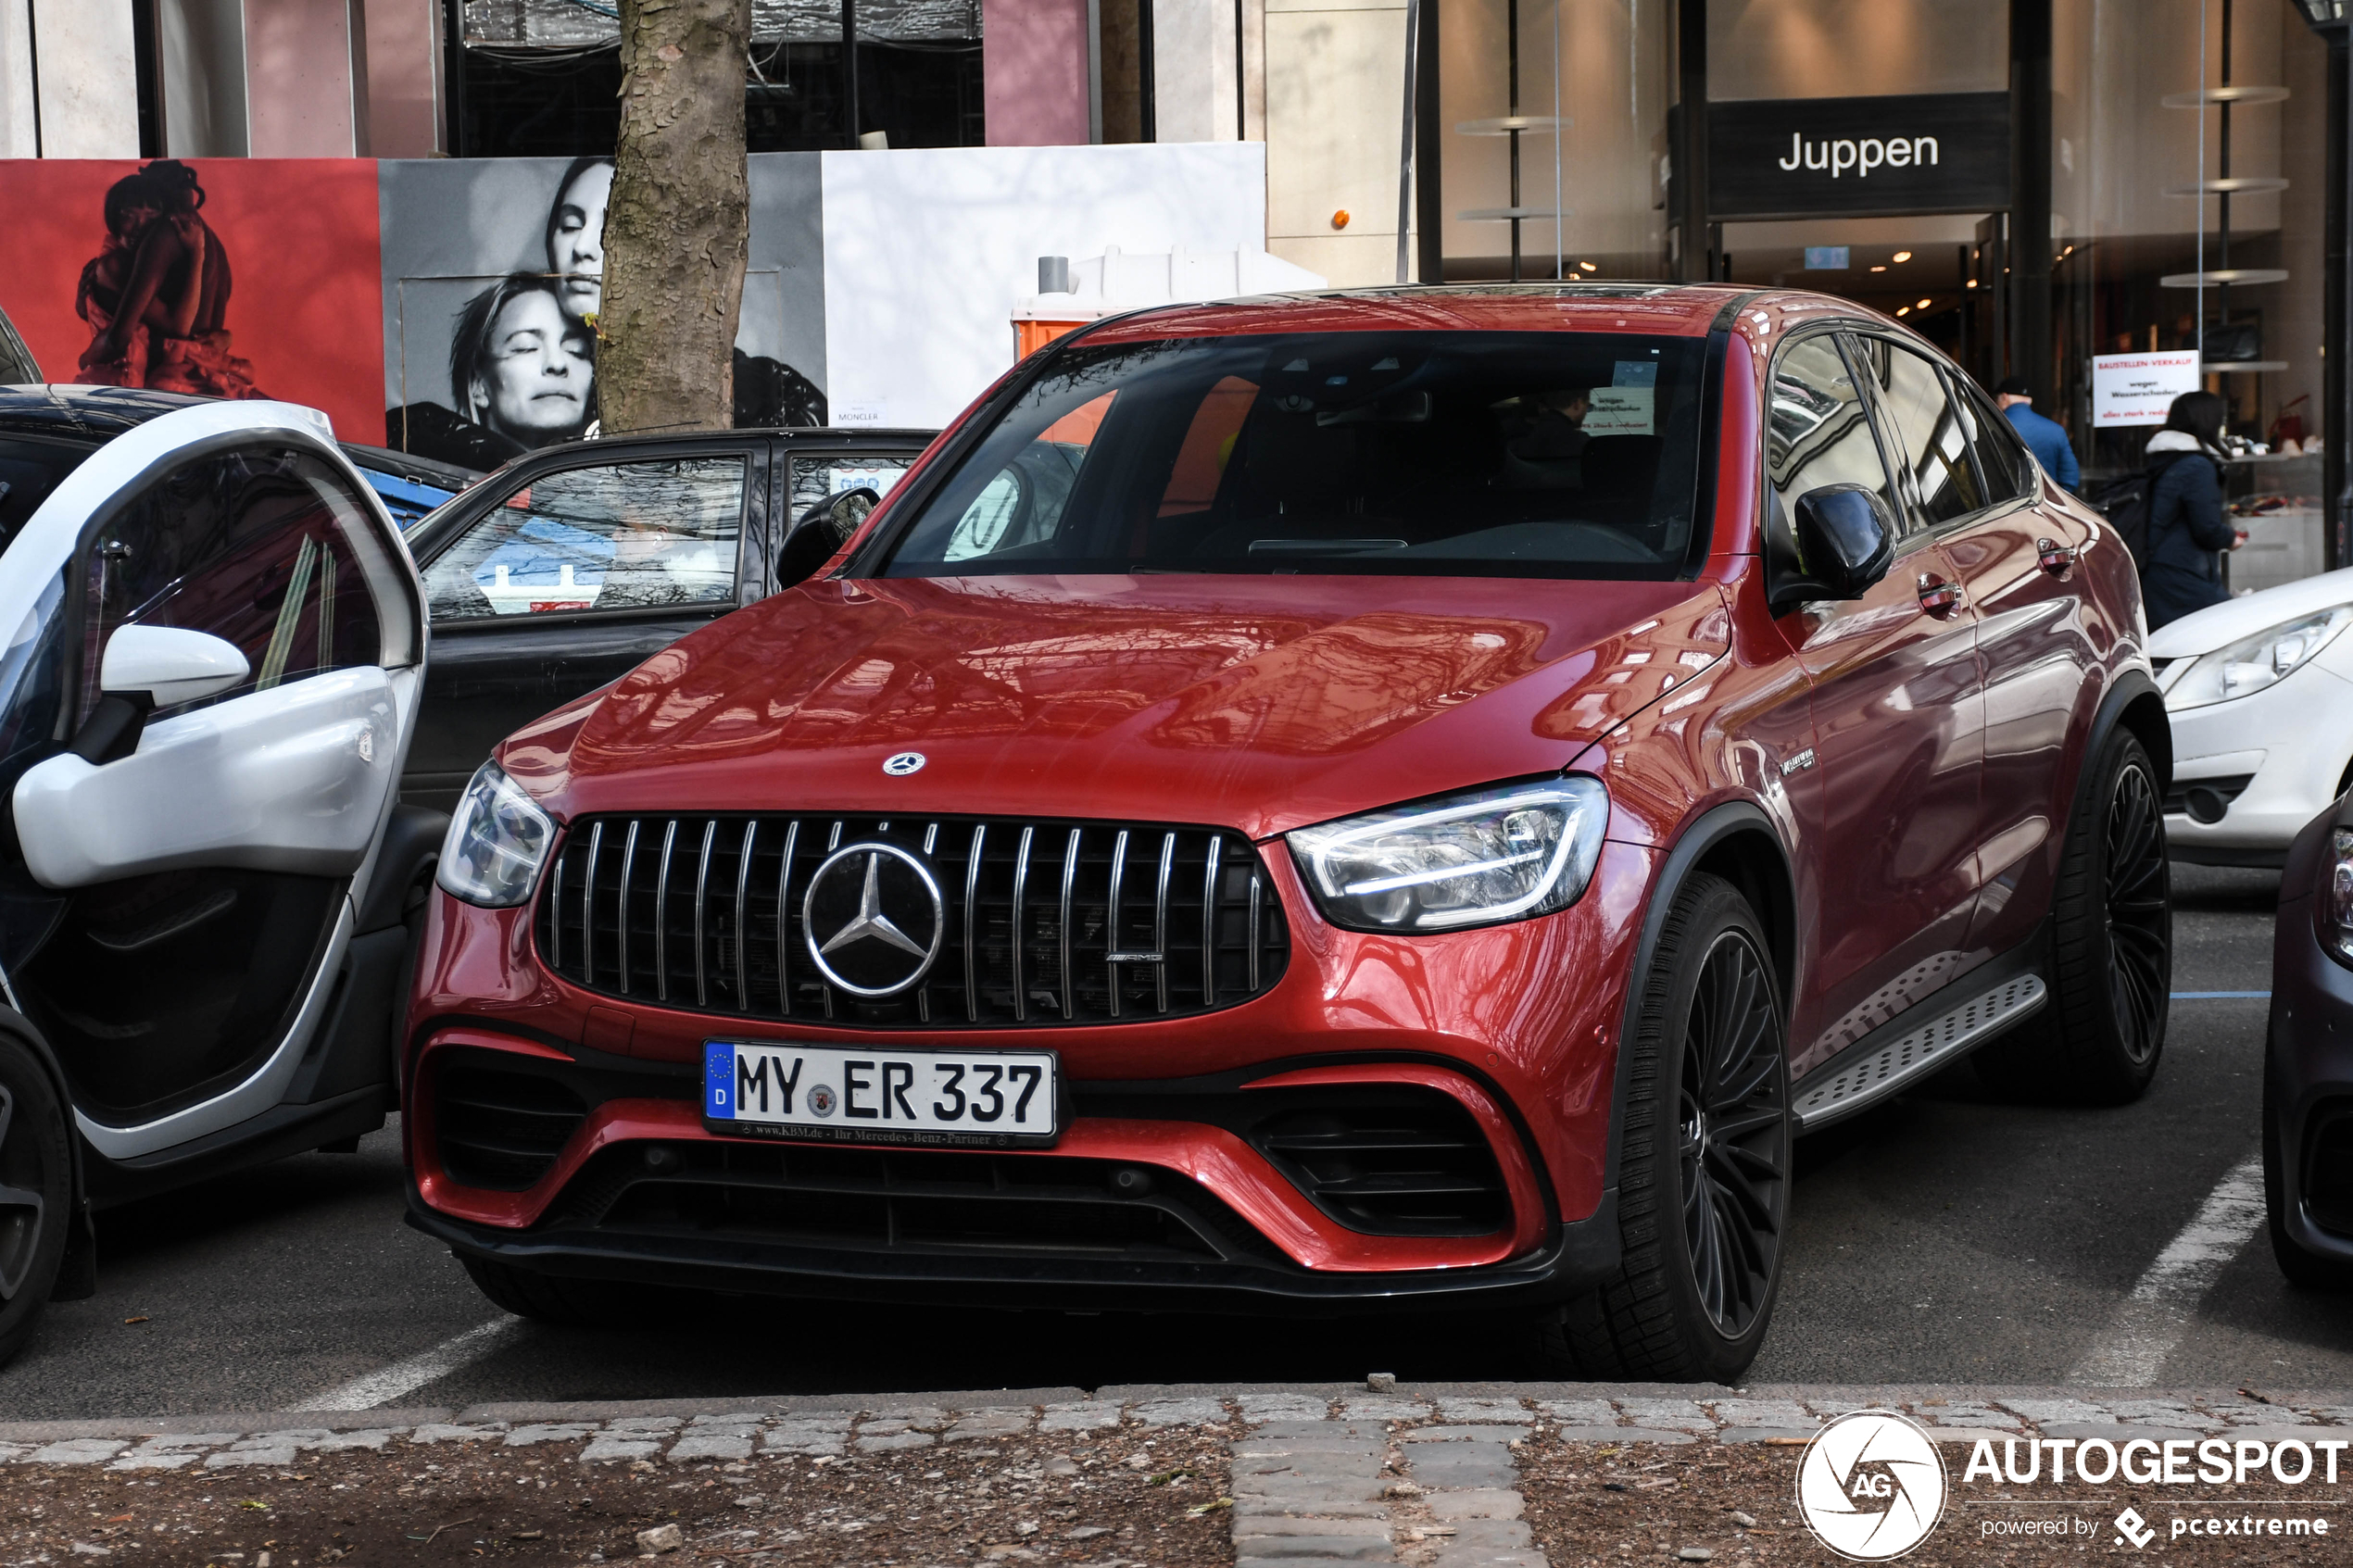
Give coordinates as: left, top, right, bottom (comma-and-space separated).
4, 865, 2346, 1419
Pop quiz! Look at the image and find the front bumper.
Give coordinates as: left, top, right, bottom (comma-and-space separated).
401, 1029, 1622, 1311
404, 838, 1658, 1308
2162, 661, 2353, 864
2269, 809, 2353, 1264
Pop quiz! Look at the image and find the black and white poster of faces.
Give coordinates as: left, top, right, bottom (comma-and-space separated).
378, 154, 828, 469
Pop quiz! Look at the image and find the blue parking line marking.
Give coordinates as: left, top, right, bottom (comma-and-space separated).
2170, 991, 2271, 999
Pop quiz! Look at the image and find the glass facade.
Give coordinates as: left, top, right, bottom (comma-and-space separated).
1434, 0, 2339, 583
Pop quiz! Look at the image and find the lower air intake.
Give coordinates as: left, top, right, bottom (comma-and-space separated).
1252, 1090, 1511, 1237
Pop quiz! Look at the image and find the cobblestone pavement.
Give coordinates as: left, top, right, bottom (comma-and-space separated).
12, 1384, 2353, 1567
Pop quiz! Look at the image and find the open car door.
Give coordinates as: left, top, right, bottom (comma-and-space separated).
0, 401, 428, 1346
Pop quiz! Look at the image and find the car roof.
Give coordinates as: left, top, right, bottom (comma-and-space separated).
1079, 282, 1768, 345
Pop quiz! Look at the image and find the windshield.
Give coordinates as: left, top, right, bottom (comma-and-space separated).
875, 331, 1714, 580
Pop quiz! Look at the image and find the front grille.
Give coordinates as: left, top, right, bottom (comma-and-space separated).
1251, 1089, 1511, 1237
434, 1050, 590, 1191
535, 813, 1289, 1028
553, 1140, 1269, 1261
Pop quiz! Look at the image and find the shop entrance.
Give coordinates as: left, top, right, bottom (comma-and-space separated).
1719, 215, 2001, 380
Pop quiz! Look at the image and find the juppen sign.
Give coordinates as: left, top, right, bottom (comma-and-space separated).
1683, 92, 2013, 221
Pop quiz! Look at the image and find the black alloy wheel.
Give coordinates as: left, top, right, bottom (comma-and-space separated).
1976, 727, 2171, 1105
2102, 758, 2171, 1066
0, 1035, 69, 1366
1525, 872, 1791, 1381
1677, 927, 1789, 1339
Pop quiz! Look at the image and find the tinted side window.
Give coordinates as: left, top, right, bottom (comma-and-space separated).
423, 457, 747, 623
1767, 333, 1898, 528
1854, 338, 1985, 528
80, 446, 388, 722
0, 308, 40, 384
1955, 381, 2038, 503
788, 453, 915, 521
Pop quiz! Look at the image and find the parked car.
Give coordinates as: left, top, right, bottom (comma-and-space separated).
341, 443, 483, 533
404, 286, 2171, 1379
2264, 791, 2353, 1286
2152, 565, 2353, 867
396, 426, 935, 814
0, 385, 438, 1363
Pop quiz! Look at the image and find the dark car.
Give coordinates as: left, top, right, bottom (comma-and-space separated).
2264, 794, 2353, 1285
405, 285, 2174, 1380
0, 385, 440, 1363
341, 443, 484, 532
397, 427, 935, 812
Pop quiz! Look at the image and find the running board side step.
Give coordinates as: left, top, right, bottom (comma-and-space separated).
1791, 972, 2048, 1132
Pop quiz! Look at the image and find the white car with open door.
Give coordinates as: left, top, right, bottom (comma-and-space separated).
0, 390, 435, 1364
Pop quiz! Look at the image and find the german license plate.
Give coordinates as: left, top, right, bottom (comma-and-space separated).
702, 1040, 1060, 1147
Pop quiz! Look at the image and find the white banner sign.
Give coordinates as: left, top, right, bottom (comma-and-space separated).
2091, 351, 2201, 429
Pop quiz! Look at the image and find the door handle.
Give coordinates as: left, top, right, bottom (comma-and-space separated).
2037, 537, 2079, 576
1917, 577, 1966, 617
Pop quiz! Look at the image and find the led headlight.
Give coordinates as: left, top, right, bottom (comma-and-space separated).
436, 761, 556, 909
2166, 606, 2353, 710
1287, 776, 1609, 933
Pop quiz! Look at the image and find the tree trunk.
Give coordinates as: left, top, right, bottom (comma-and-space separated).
600, 0, 750, 436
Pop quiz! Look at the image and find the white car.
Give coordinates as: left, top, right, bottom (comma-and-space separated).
2151, 564, 2353, 865
0, 387, 439, 1365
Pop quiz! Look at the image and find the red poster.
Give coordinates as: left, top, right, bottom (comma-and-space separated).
0, 157, 384, 442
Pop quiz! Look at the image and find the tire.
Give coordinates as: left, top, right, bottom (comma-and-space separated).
1524, 873, 1791, 1382
1974, 726, 2170, 1105
0, 1035, 72, 1367
2264, 1050, 2353, 1289
458, 1253, 686, 1329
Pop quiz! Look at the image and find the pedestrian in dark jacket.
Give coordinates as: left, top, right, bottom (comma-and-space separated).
1993, 375, 2080, 491
2141, 390, 2240, 630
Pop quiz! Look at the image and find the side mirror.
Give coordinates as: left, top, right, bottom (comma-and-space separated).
1770, 483, 1897, 613
774, 487, 886, 591
70, 626, 249, 765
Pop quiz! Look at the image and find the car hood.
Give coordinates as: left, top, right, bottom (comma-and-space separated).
506, 573, 1730, 840
2148, 565, 2353, 659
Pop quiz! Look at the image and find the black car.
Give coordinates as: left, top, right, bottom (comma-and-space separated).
2267, 792, 2353, 1285
0, 385, 441, 1362
398, 426, 936, 812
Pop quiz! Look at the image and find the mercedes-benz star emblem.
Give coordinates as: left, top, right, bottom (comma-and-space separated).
883, 751, 926, 776
801, 842, 946, 997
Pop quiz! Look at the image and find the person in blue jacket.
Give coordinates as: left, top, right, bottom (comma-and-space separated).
1993, 376, 2081, 491
2141, 389, 2245, 630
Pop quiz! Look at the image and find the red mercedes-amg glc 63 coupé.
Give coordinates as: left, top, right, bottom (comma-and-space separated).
407, 285, 2171, 1379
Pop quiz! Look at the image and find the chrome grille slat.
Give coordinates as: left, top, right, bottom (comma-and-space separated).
654, 818, 678, 1002
1058, 827, 1080, 1021
618, 819, 641, 994
733, 820, 757, 1010
963, 823, 986, 1022
1104, 829, 1130, 1020
693, 820, 716, 1007
1153, 831, 1175, 1014
538, 812, 1285, 1030
582, 822, 603, 986
1201, 835, 1222, 1007
774, 821, 799, 1015
1011, 825, 1035, 1024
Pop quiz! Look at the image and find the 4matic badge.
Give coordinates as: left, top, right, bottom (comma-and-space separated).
1796, 1411, 1949, 1560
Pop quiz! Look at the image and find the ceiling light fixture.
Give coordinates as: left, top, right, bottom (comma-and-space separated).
1893, 250, 1913, 263
1917, 297, 1932, 309
1896, 307, 1911, 316
1870, 265, 1887, 272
